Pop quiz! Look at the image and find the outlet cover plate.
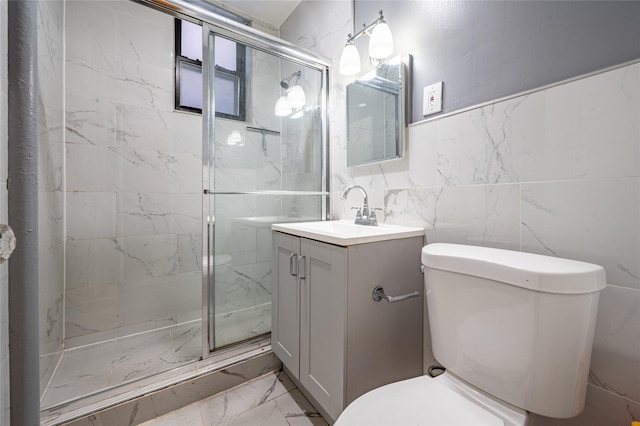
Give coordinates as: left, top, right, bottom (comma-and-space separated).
423, 81, 443, 116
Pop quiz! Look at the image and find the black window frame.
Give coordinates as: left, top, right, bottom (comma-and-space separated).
175, 18, 248, 122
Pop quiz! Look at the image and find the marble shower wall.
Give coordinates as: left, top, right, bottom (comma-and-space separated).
0, 0, 9, 423
281, 2, 640, 424
64, 0, 203, 347
37, 0, 65, 397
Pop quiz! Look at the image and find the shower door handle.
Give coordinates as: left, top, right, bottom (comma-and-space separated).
289, 253, 298, 277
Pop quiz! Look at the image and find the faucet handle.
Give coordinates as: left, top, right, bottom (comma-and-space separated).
351, 206, 362, 219
368, 208, 382, 225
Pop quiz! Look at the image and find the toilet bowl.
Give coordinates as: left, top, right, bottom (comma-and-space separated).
336, 243, 606, 426
336, 371, 526, 426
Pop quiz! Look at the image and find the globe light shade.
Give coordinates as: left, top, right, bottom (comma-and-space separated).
275, 96, 292, 117
287, 85, 306, 109
339, 43, 361, 76
369, 21, 393, 59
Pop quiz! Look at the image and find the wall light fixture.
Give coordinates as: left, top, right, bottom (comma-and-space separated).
339, 10, 394, 76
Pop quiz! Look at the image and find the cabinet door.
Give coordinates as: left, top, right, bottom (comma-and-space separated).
299, 238, 346, 421
272, 232, 301, 379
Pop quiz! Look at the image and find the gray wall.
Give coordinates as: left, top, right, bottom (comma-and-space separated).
354, 1, 640, 123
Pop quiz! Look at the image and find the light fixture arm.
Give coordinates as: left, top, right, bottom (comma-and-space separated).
345, 10, 385, 45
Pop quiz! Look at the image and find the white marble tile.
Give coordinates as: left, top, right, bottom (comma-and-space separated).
117, 271, 201, 327
109, 330, 180, 385
170, 322, 202, 363
177, 152, 204, 194
116, 8, 173, 71
280, 0, 351, 62
142, 402, 204, 426
65, 284, 119, 339
178, 233, 202, 274
111, 145, 180, 193
66, 144, 119, 192
65, 238, 122, 289
536, 63, 639, 182
65, 49, 115, 104
39, 246, 64, 353
521, 178, 640, 290
66, 95, 116, 146
116, 192, 201, 237
38, 190, 64, 248
528, 383, 640, 426
65, 0, 117, 57
383, 184, 520, 250
41, 341, 117, 409
67, 192, 117, 240
40, 351, 62, 397
65, 316, 178, 350
195, 372, 297, 425
436, 92, 543, 186
116, 234, 178, 281
215, 262, 272, 314
214, 302, 271, 348
111, 56, 174, 110
590, 284, 640, 403
407, 121, 439, 188
116, 103, 176, 153
39, 139, 64, 191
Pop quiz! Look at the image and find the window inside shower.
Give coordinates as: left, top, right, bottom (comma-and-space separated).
175, 19, 247, 121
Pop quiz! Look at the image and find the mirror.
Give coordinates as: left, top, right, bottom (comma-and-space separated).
346, 55, 411, 167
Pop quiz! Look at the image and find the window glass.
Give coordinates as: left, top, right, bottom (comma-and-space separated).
176, 19, 246, 120
214, 73, 239, 116
180, 20, 203, 61
179, 61, 203, 110
215, 37, 237, 71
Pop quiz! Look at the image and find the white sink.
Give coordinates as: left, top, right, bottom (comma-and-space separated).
272, 220, 424, 246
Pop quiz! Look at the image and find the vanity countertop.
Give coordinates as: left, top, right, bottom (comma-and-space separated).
272, 220, 424, 246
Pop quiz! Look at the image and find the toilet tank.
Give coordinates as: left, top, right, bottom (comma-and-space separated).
422, 243, 606, 419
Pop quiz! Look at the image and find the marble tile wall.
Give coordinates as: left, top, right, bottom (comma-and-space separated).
0, 0, 9, 423
37, 0, 65, 397
64, 0, 203, 346
281, 2, 640, 424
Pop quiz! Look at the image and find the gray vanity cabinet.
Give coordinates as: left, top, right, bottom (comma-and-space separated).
272, 232, 347, 420
272, 230, 424, 423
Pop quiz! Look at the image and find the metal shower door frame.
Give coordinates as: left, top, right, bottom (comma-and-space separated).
200, 22, 331, 358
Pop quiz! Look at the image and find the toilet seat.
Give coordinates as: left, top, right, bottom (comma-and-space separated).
335, 372, 527, 426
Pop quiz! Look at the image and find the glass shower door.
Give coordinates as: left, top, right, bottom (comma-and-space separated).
202, 29, 328, 352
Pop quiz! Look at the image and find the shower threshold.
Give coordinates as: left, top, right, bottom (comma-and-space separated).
40, 333, 277, 425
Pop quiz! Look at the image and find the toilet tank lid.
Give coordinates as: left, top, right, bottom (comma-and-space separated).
422, 243, 606, 294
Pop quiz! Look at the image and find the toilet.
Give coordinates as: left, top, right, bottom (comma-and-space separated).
336, 243, 606, 425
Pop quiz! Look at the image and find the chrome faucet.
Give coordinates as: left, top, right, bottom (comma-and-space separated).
342, 185, 379, 226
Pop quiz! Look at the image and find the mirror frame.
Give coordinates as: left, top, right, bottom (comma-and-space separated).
346, 54, 412, 167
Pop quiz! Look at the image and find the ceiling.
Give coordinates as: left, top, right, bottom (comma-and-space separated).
220, 0, 303, 28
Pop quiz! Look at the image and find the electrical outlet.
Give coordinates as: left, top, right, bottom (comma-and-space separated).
423, 81, 443, 116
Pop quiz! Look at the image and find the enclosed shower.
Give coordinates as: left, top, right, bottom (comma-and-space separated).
37, 0, 328, 421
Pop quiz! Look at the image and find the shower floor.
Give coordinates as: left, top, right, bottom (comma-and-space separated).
41, 302, 271, 410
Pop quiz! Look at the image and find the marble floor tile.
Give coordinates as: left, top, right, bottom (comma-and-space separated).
141, 371, 327, 426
